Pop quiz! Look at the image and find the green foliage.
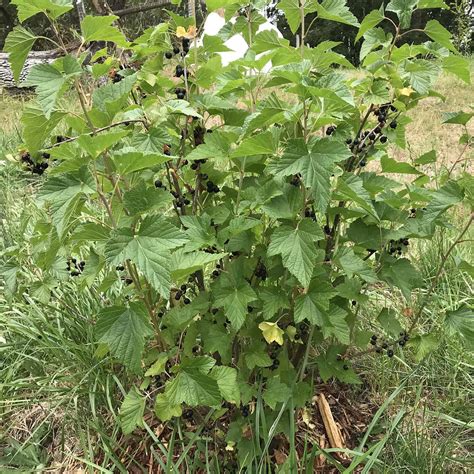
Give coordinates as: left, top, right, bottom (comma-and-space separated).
2, 0, 473, 465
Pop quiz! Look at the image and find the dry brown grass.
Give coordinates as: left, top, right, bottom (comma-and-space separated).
392, 66, 474, 171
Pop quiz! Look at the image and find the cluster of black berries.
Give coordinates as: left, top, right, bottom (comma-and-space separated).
388, 238, 409, 256
294, 322, 308, 341
290, 174, 301, 186
304, 207, 316, 220
211, 263, 222, 279
154, 179, 168, 190
255, 262, 267, 281
204, 245, 219, 254
175, 65, 187, 78
175, 283, 191, 304
175, 87, 186, 100
241, 405, 250, 417
190, 158, 206, 170
116, 264, 125, 271
67, 258, 85, 277
268, 343, 280, 370
370, 332, 409, 357
173, 193, 191, 208
206, 179, 220, 194
20, 151, 49, 175
194, 125, 206, 146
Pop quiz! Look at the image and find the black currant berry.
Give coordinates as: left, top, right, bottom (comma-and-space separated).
346, 138, 352, 145
180, 284, 187, 292
294, 333, 301, 340
390, 121, 397, 129
165, 51, 173, 59
326, 125, 336, 136
175, 291, 182, 300
387, 349, 394, 358
173, 46, 180, 55
191, 162, 198, 170
241, 406, 249, 417
380, 135, 388, 144
369, 132, 376, 141
343, 364, 349, 371
155, 179, 163, 188
183, 297, 191, 305
371, 335, 377, 341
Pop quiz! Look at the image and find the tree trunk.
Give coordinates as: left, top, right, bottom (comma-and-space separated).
112, 0, 171, 18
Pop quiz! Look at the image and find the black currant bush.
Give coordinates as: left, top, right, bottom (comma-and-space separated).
2, 0, 473, 470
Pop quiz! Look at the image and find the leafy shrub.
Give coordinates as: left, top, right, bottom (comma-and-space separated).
2, 0, 473, 466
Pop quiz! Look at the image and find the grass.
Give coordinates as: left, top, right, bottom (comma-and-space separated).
0, 66, 473, 472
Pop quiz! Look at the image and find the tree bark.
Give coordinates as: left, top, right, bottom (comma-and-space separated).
75, 0, 86, 23
112, 0, 171, 17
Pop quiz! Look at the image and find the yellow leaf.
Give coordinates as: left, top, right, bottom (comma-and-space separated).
398, 87, 415, 97
176, 26, 187, 38
187, 25, 197, 38
258, 322, 284, 345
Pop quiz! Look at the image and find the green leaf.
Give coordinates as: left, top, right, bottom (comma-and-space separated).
294, 279, 337, 324
403, 59, 441, 95
424, 20, 455, 52
279, 0, 318, 33
145, 353, 169, 377
335, 248, 377, 283
245, 343, 273, 369
414, 149, 436, 165
39, 167, 95, 237
268, 219, 324, 288
386, 0, 418, 29
320, 305, 350, 343
4, 26, 38, 83
11, 0, 72, 22
166, 99, 203, 118
442, 56, 471, 84
154, 393, 182, 421
81, 15, 128, 47
444, 306, 473, 348
212, 273, 257, 330
21, 104, 65, 153
171, 250, 226, 281
356, 10, 384, 42
231, 131, 278, 158
422, 181, 464, 224
210, 366, 240, 404
315, 0, 360, 27
377, 308, 403, 336
105, 216, 187, 298
442, 111, 473, 125
0, 261, 19, 295
336, 174, 379, 220
166, 364, 221, 407
379, 258, 423, 300
260, 287, 290, 319
418, 0, 448, 7
95, 303, 154, 373
253, 29, 290, 54
113, 148, 171, 175
70, 222, 110, 242
77, 130, 129, 159
263, 377, 291, 409
24, 62, 79, 118
381, 155, 422, 174
119, 386, 146, 434
409, 333, 439, 362
268, 138, 351, 214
